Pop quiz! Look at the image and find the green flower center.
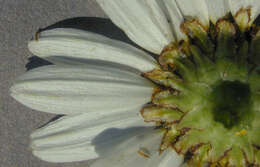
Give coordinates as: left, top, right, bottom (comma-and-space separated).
141, 8, 260, 167
211, 81, 252, 129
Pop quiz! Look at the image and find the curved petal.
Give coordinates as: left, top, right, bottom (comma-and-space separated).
205, 0, 230, 24
10, 64, 154, 115
92, 128, 183, 167
97, 0, 174, 54
176, 0, 209, 27
31, 109, 150, 162
229, 0, 260, 25
163, 0, 187, 41
28, 28, 157, 72
157, 150, 184, 167
32, 141, 97, 163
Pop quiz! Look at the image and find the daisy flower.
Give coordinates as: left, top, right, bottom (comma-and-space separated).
10, 0, 260, 166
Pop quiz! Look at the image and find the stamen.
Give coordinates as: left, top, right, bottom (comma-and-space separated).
235, 129, 247, 136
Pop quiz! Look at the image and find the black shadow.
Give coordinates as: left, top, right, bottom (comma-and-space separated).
37, 114, 64, 129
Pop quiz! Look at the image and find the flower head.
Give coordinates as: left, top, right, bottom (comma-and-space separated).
11, 0, 260, 166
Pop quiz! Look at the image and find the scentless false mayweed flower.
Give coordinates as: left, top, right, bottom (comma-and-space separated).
10, 0, 260, 166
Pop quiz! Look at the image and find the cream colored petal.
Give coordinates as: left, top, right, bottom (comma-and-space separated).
163, 0, 187, 40
158, 150, 183, 167
31, 108, 148, 140
92, 127, 183, 167
29, 28, 156, 72
32, 141, 98, 163
176, 0, 209, 27
31, 109, 150, 162
97, 0, 174, 54
92, 128, 161, 167
229, 0, 260, 25
205, 0, 230, 24
10, 64, 153, 115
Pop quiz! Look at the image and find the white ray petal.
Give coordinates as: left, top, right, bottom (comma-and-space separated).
29, 28, 156, 72
32, 141, 98, 163
10, 64, 154, 115
176, 0, 209, 27
30, 109, 148, 147
229, 0, 260, 25
97, 0, 174, 54
163, 0, 187, 41
31, 111, 152, 163
158, 150, 183, 167
205, 0, 230, 24
92, 128, 183, 167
